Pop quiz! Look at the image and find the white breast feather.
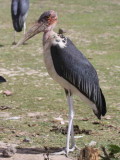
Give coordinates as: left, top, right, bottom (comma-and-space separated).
52, 34, 67, 48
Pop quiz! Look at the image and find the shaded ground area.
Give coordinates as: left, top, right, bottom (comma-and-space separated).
0, 152, 72, 160
0, 143, 74, 160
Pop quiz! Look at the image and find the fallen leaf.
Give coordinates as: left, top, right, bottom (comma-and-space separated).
79, 117, 89, 121
92, 121, 101, 125
0, 106, 11, 110
3, 90, 13, 96
28, 123, 37, 127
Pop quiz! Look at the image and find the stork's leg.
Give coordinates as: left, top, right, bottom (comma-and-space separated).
70, 120, 75, 149
65, 90, 75, 155
52, 90, 75, 156
12, 31, 17, 45
24, 22, 26, 35
23, 22, 27, 45
51, 90, 78, 156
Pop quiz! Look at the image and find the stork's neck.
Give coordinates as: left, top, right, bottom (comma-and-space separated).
43, 30, 55, 46
43, 28, 67, 50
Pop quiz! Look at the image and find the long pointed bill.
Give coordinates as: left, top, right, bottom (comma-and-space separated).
14, 22, 45, 47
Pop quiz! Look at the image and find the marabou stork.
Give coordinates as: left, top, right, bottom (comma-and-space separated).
0, 76, 6, 83
16, 10, 106, 155
11, 0, 29, 44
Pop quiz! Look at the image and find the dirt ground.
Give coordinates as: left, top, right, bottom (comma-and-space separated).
0, 142, 74, 160
0, 154, 72, 160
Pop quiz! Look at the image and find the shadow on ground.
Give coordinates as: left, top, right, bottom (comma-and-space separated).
0, 147, 65, 156
0, 147, 72, 160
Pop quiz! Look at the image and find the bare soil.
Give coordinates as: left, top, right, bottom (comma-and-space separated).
0, 154, 72, 160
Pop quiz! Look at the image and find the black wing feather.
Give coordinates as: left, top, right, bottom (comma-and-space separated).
0, 76, 6, 83
51, 38, 106, 118
11, 0, 29, 32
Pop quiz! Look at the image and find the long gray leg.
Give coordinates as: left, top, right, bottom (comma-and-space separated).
51, 90, 76, 156
23, 22, 26, 35
70, 121, 75, 149
65, 89, 75, 156
14, 31, 16, 43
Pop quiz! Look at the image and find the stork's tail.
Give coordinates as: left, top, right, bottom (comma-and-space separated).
93, 88, 106, 119
100, 88, 106, 116
12, 16, 24, 32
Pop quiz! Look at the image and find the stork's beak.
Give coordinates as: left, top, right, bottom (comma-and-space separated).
15, 21, 45, 47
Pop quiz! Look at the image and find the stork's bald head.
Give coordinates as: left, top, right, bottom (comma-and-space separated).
15, 10, 58, 46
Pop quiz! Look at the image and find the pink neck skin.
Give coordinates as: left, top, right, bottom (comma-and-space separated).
43, 22, 57, 45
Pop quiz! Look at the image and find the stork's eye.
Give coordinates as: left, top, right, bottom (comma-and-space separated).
45, 16, 50, 19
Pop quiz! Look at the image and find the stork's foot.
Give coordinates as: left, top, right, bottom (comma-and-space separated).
65, 144, 80, 156
52, 148, 66, 155
51, 145, 80, 156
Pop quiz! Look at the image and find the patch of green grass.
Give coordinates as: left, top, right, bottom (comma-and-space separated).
0, 0, 120, 158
